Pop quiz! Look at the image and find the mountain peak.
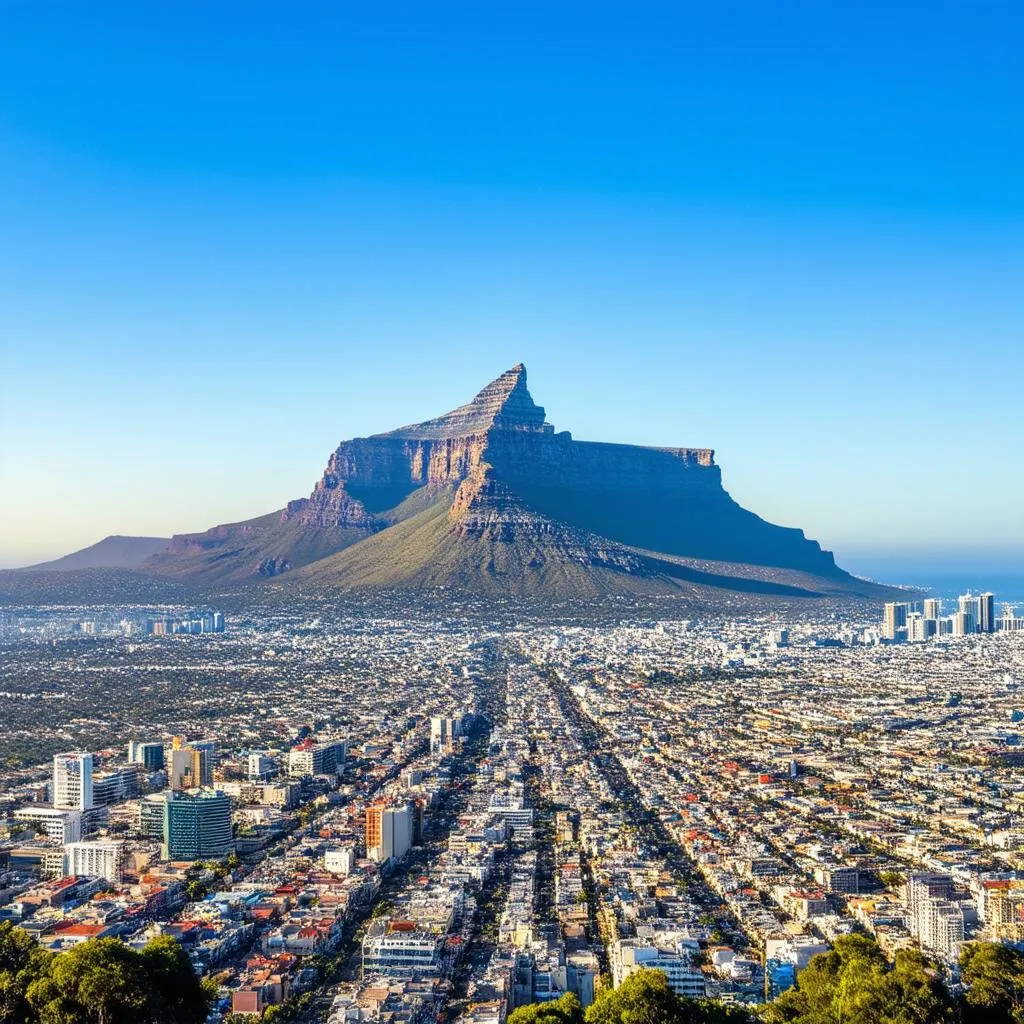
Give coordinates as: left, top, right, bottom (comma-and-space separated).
377, 363, 551, 440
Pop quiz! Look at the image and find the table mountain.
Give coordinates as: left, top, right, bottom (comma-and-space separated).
136, 363, 878, 601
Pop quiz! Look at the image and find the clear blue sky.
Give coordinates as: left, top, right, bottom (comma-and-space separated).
1, 1, 1022, 575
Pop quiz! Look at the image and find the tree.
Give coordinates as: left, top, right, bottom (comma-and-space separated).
509, 993, 584, 1024
140, 935, 217, 1024
1, 928, 213, 1024
27, 938, 151, 1024
585, 970, 689, 1024
0, 921, 52, 1024
761, 934, 953, 1024
960, 942, 1024, 1024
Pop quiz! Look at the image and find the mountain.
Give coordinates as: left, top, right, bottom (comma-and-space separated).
135, 363, 880, 602
18, 535, 171, 572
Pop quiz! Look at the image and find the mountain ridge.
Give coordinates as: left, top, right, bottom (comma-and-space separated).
3, 364, 893, 607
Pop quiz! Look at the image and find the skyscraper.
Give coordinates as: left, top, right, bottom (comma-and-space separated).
53, 752, 93, 811
163, 790, 233, 861
923, 598, 942, 621
882, 603, 909, 641
168, 737, 213, 790
365, 802, 413, 862
128, 740, 165, 771
958, 594, 978, 634
978, 593, 996, 633
907, 612, 927, 643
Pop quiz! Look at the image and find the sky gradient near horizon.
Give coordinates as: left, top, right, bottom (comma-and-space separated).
1, 2, 1022, 575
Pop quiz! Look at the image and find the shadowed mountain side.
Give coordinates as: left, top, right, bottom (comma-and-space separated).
510, 482, 842, 577
632, 549, 895, 599
17, 535, 171, 572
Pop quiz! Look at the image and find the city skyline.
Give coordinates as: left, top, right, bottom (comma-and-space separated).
1, 4, 1023, 571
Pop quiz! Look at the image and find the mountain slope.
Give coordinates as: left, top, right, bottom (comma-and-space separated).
289, 488, 884, 601
18, 535, 171, 572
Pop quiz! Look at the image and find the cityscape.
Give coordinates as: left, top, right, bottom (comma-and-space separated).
3, 4, 1022, 1023
2, 592, 1024, 1021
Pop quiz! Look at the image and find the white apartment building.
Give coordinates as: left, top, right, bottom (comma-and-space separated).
53, 751, 93, 810
361, 920, 444, 978
325, 846, 356, 875
65, 840, 124, 883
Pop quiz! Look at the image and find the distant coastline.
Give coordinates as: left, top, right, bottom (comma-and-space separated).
844, 565, 1024, 606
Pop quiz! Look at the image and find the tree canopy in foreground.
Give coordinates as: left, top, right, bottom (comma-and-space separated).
0, 923, 214, 1024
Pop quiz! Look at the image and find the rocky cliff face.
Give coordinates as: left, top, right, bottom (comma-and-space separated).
145, 363, 845, 589
276, 363, 836, 576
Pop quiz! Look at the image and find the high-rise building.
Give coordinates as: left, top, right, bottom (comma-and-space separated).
952, 611, 973, 637
65, 840, 124, 883
365, 802, 413, 863
128, 741, 165, 771
248, 753, 277, 781
168, 737, 213, 790
163, 790, 233, 861
92, 765, 141, 806
430, 717, 462, 754
53, 752, 93, 811
958, 594, 978, 634
287, 737, 346, 778
882, 603, 909, 641
923, 598, 942, 621
978, 592, 996, 633
907, 612, 927, 643
140, 792, 174, 840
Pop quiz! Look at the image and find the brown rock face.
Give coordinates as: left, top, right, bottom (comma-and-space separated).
280, 363, 836, 576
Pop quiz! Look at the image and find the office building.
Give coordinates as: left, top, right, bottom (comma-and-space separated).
53, 752, 93, 811
169, 737, 212, 790
13, 807, 83, 845
163, 790, 234, 861
65, 840, 124, 883
127, 741, 165, 771
248, 753, 278, 781
287, 737, 346, 778
92, 765, 141, 806
140, 792, 173, 840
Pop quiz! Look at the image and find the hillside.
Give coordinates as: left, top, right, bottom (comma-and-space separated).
19, 535, 171, 572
